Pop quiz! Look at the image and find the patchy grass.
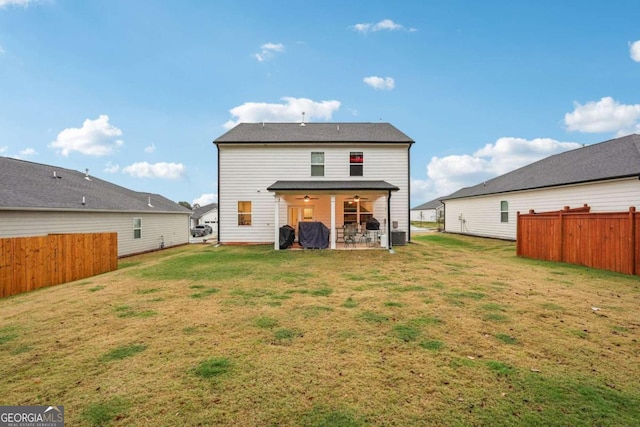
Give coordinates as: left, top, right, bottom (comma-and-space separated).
342, 297, 358, 308
0, 326, 18, 345
82, 397, 129, 426
1, 235, 639, 426
189, 287, 219, 299
192, 357, 232, 379
419, 339, 444, 351
100, 344, 148, 362
253, 316, 279, 329
495, 333, 518, 345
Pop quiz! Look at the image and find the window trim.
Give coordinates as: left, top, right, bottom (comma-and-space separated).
343, 200, 372, 226
500, 201, 509, 223
133, 217, 142, 239
349, 151, 363, 177
311, 151, 325, 177
238, 201, 252, 226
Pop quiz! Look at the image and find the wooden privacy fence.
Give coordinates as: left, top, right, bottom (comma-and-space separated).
0, 233, 118, 298
517, 205, 640, 276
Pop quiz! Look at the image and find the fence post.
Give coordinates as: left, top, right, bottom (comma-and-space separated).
630, 207, 636, 275
557, 208, 563, 262
516, 211, 521, 256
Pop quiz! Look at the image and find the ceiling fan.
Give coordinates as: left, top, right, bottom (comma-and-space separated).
295, 195, 319, 202
350, 194, 369, 202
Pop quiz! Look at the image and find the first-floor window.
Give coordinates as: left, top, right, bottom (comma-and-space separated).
133, 218, 142, 239
500, 201, 509, 223
343, 200, 372, 225
238, 201, 252, 226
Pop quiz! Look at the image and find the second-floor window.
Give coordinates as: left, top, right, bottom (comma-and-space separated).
350, 152, 363, 176
311, 152, 324, 177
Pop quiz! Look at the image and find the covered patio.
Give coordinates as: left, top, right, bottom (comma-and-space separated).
267, 180, 399, 250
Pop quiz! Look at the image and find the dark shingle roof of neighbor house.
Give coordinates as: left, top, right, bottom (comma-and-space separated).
412, 198, 444, 210
268, 180, 400, 192
0, 157, 191, 213
191, 202, 218, 219
441, 134, 640, 201
214, 122, 415, 144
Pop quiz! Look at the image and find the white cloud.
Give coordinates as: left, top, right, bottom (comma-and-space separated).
564, 97, 640, 136
363, 76, 395, 90
144, 143, 156, 154
0, 146, 7, 153
255, 42, 285, 62
0, 0, 34, 7
104, 162, 120, 173
474, 137, 581, 175
193, 193, 217, 206
122, 161, 186, 179
630, 40, 640, 62
15, 148, 37, 158
223, 97, 341, 129
49, 115, 124, 157
411, 137, 581, 205
352, 19, 415, 34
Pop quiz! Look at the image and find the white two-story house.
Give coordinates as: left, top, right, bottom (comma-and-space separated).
213, 122, 414, 249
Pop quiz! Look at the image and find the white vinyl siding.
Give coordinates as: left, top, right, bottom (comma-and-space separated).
218, 143, 410, 244
443, 177, 640, 240
0, 211, 190, 256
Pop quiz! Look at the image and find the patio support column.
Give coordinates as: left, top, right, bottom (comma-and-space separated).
386, 192, 392, 249
330, 195, 336, 249
274, 195, 280, 250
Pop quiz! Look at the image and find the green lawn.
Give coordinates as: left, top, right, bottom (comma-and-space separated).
1, 234, 639, 426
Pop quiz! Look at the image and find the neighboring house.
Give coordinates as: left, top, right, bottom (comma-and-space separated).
190, 202, 218, 231
0, 157, 191, 256
213, 122, 414, 249
411, 198, 444, 222
440, 134, 640, 240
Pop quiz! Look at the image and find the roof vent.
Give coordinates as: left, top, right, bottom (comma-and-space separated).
82, 196, 86, 205
52, 171, 62, 179
299, 111, 306, 126
84, 168, 92, 181
148, 196, 154, 208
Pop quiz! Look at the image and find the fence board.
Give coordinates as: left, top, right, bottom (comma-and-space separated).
0, 233, 118, 298
517, 206, 639, 276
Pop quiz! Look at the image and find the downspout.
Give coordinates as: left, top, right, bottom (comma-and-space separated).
216, 144, 221, 244
387, 190, 394, 253
407, 144, 411, 243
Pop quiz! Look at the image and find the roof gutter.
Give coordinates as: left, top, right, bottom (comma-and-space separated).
440, 175, 640, 202
0, 207, 190, 214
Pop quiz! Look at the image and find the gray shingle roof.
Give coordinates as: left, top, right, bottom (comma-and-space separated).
214, 122, 415, 144
412, 198, 444, 210
267, 180, 400, 192
0, 157, 191, 213
192, 202, 218, 219
441, 134, 640, 200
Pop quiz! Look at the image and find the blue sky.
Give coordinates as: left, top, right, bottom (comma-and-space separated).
1, 0, 639, 207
